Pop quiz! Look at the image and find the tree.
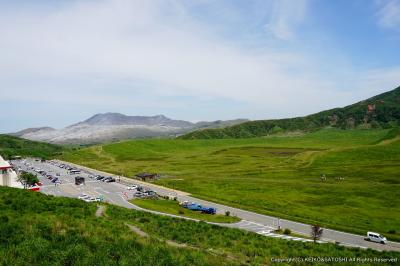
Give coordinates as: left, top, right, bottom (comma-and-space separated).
18, 172, 39, 187
311, 225, 323, 243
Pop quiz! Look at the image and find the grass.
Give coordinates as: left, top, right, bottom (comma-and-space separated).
61, 128, 400, 241
0, 134, 64, 159
131, 198, 241, 223
1, 186, 399, 266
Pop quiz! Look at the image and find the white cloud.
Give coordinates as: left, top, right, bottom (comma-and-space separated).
0, 0, 399, 132
264, 0, 308, 40
0, 0, 331, 114
376, 0, 400, 29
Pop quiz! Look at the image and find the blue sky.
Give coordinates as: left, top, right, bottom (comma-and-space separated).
0, 0, 399, 132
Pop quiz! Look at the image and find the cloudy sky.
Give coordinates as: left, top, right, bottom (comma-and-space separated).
1, 0, 399, 132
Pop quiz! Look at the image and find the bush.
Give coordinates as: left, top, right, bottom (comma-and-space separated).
178, 210, 184, 215
225, 211, 230, 216
283, 228, 291, 235
138, 217, 150, 223
388, 229, 396, 234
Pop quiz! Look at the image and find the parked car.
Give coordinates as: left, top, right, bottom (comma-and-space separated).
127, 185, 138, 190
105, 178, 115, 183
78, 194, 89, 200
84, 197, 99, 202
365, 232, 387, 244
186, 203, 203, 211
201, 207, 216, 214
133, 192, 145, 197
28, 186, 40, 191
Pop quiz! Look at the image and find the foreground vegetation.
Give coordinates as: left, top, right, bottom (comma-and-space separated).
181, 86, 400, 139
131, 198, 240, 223
0, 134, 63, 159
62, 128, 400, 241
1, 187, 399, 265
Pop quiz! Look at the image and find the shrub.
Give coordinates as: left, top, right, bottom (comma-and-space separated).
283, 228, 291, 235
138, 217, 150, 223
225, 211, 230, 216
388, 229, 396, 234
178, 210, 184, 215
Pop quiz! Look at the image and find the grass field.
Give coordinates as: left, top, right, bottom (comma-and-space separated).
2, 187, 399, 265
62, 128, 400, 241
0, 134, 64, 159
131, 198, 241, 223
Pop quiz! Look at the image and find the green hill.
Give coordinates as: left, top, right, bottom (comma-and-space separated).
1, 186, 398, 265
181, 86, 400, 139
0, 134, 63, 159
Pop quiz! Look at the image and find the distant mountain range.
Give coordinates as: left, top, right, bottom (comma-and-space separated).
181, 85, 400, 139
10, 113, 248, 144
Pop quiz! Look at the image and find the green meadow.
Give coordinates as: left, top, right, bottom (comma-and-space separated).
2, 186, 399, 265
62, 128, 400, 240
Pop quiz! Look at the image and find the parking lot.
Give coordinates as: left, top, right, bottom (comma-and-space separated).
12, 158, 155, 208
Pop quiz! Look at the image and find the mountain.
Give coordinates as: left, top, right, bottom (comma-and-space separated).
10, 127, 56, 137
13, 113, 247, 145
75, 113, 194, 128
181, 85, 400, 139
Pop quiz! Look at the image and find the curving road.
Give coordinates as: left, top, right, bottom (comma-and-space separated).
14, 158, 400, 252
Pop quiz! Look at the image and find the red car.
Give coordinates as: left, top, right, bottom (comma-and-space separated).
28, 186, 40, 191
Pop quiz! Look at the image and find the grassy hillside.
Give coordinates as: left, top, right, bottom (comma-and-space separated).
181, 86, 400, 139
0, 134, 64, 159
62, 128, 400, 240
1, 186, 399, 266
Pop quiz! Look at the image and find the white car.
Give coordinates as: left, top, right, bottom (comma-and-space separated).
127, 185, 138, 190
365, 232, 387, 244
78, 194, 89, 200
84, 197, 95, 202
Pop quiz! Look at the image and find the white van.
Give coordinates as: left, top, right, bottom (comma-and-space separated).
365, 232, 387, 244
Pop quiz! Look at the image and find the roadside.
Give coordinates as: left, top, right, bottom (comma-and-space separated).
131, 198, 241, 223
16, 158, 400, 252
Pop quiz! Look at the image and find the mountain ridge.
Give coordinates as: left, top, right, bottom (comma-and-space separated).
11, 114, 248, 144
181, 85, 400, 139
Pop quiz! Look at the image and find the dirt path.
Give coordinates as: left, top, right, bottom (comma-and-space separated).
96, 205, 106, 217
125, 223, 195, 249
125, 223, 149, 237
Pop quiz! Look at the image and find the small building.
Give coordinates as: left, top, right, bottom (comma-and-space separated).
0, 155, 23, 188
135, 172, 158, 181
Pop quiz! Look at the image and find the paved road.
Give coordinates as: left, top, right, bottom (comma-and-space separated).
14, 159, 400, 252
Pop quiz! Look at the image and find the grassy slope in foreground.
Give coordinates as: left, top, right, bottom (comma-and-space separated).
62, 128, 400, 241
1, 187, 399, 266
180, 86, 400, 139
131, 198, 241, 223
0, 134, 63, 159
